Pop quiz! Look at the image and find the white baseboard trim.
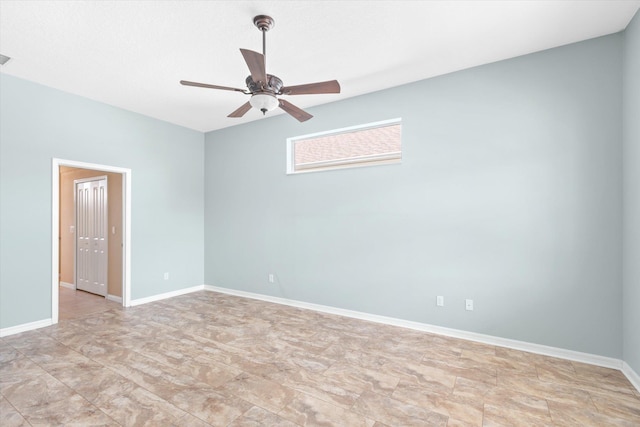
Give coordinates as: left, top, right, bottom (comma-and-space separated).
622, 362, 640, 392
59, 281, 75, 290
107, 294, 123, 304
203, 285, 625, 372
129, 285, 204, 307
0, 318, 53, 338
2, 284, 637, 393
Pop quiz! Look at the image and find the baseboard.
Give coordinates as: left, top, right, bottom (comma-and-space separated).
0, 318, 53, 338
59, 281, 75, 290
0, 285, 203, 337
129, 285, 204, 306
107, 294, 122, 303
622, 362, 640, 392
2, 284, 637, 393
203, 285, 624, 372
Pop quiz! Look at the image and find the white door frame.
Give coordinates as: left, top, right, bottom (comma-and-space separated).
51, 158, 132, 323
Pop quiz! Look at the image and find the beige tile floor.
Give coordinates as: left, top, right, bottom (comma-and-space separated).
1, 287, 639, 426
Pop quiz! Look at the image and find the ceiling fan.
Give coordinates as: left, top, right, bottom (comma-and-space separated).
180, 15, 340, 122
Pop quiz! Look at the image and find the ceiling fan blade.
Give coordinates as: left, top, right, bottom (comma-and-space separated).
227, 102, 252, 118
281, 80, 341, 95
180, 80, 246, 93
240, 49, 267, 84
279, 99, 313, 122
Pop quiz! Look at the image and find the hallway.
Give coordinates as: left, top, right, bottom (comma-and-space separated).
58, 285, 121, 321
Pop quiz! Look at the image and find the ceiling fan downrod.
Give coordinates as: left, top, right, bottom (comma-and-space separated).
253, 15, 274, 73
251, 15, 276, 114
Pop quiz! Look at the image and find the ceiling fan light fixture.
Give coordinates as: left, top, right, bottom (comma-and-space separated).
250, 92, 278, 114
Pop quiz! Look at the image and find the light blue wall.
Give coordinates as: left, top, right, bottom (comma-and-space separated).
0, 75, 205, 329
205, 34, 624, 358
1, 25, 632, 364
623, 10, 640, 374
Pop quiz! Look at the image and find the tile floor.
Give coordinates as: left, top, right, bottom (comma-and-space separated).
1, 287, 639, 426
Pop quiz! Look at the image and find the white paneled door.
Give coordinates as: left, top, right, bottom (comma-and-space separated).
75, 178, 108, 296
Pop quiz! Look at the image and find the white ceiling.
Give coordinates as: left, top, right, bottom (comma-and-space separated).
1, 1, 638, 132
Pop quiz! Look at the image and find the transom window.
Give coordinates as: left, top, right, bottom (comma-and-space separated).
286, 118, 402, 174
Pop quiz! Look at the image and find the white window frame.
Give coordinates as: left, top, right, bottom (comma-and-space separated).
286, 118, 402, 174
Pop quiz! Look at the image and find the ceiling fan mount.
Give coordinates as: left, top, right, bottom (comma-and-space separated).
253, 15, 275, 32
180, 14, 340, 122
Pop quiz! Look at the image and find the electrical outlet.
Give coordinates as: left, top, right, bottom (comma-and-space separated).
164, 272, 169, 280
465, 299, 474, 311
436, 296, 444, 307
268, 273, 274, 283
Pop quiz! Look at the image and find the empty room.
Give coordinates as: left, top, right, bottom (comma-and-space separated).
1, 1, 639, 425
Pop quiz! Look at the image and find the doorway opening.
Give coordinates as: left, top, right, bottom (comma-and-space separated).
52, 158, 132, 324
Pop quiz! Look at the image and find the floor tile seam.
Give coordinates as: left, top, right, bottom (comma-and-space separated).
121, 356, 220, 393
220, 383, 295, 417
320, 357, 346, 377
592, 378, 640, 399
0, 340, 32, 365
76, 396, 124, 427
355, 388, 451, 425
537, 374, 639, 401
7, 369, 116, 424
101, 372, 196, 423
354, 387, 409, 415
542, 398, 554, 423
1, 392, 33, 426
175, 320, 251, 344
95, 358, 184, 402
51, 362, 144, 412
574, 372, 638, 391
546, 400, 572, 426
284, 378, 363, 411
588, 390, 640, 416
1, 363, 63, 396
277, 388, 358, 423
25, 340, 106, 371
222, 407, 269, 427
272, 401, 305, 427
488, 378, 566, 404
179, 406, 215, 427
321, 359, 402, 394
561, 389, 602, 416
106, 339, 206, 379
583, 397, 640, 424
97, 383, 185, 426
482, 401, 555, 425
495, 379, 629, 413
220, 339, 298, 361
44, 324, 116, 351
408, 391, 478, 424
587, 383, 640, 402
126, 347, 205, 380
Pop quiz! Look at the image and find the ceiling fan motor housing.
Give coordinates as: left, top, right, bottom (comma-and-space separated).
245, 74, 283, 94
